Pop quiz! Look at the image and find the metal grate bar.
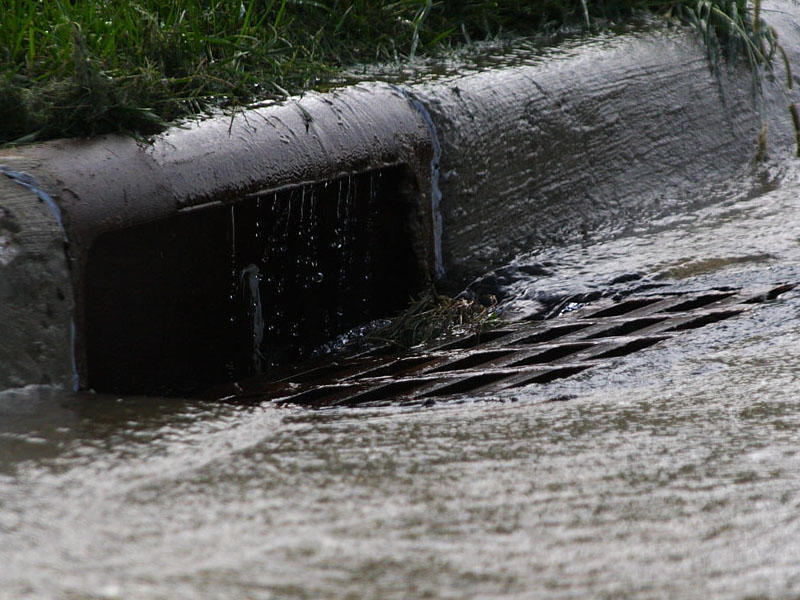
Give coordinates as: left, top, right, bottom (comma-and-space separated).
208, 283, 796, 407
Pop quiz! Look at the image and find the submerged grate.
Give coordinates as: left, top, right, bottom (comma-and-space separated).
208, 283, 796, 408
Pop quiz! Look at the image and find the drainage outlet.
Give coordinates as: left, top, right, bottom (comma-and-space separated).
85, 166, 426, 395
210, 283, 795, 408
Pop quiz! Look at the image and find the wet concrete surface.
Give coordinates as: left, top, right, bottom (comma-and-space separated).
0, 167, 74, 389
412, 27, 800, 285
3, 159, 800, 598
0, 82, 434, 391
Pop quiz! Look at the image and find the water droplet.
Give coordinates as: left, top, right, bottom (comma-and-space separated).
312, 271, 324, 283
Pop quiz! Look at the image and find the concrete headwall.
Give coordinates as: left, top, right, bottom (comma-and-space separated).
0, 84, 433, 391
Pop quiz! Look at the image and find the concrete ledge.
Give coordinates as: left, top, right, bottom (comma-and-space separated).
411, 5, 800, 282
2, 4, 799, 392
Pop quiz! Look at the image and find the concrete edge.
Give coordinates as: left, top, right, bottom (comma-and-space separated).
410, 4, 800, 282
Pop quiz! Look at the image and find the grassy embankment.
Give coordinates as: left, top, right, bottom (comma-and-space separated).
0, 0, 786, 147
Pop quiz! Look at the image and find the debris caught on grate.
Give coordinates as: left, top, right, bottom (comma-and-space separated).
208, 283, 796, 408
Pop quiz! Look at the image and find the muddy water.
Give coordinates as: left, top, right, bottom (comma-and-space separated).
4, 164, 800, 599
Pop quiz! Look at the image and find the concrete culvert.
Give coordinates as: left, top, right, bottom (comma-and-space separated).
2, 1, 800, 395
0, 83, 434, 394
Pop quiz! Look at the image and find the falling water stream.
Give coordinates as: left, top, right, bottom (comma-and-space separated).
3, 154, 800, 598
231, 169, 412, 372
82, 167, 421, 395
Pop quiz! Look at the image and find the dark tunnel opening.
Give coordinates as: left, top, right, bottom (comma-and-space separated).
85, 166, 425, 395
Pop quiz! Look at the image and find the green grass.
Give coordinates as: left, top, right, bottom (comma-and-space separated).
0, 0, 784, 145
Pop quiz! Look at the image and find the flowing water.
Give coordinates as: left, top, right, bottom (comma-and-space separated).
4, 161, 800, 599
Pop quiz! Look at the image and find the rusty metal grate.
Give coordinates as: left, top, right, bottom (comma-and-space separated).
211, 283, 796, 408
